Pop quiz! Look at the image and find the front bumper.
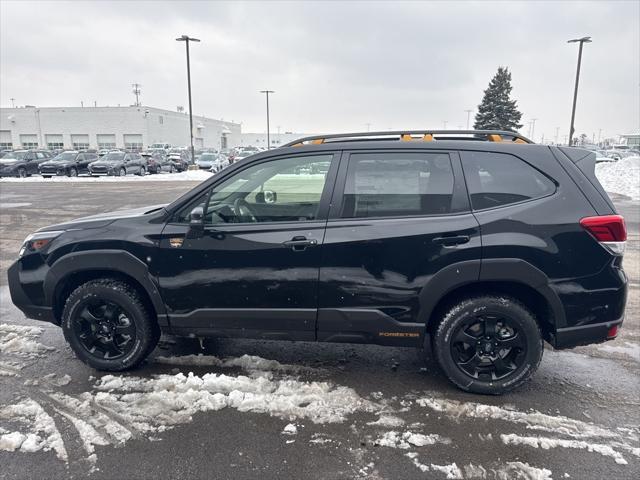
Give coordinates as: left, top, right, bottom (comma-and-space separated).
7, 261, 57, 324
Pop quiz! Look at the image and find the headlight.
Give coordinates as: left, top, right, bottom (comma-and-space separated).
19, 231, 64, 257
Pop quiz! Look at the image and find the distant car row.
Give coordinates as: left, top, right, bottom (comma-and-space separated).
1, 145, 280, 178
0, 149, 188, 178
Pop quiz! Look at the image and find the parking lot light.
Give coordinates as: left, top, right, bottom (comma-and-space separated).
260, 90, 274, 150
176, 35, 200, 163
567, 36, 592, 146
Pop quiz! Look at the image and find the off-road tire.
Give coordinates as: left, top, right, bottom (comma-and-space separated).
62, 279, 160, 371
433, 295, 543, 395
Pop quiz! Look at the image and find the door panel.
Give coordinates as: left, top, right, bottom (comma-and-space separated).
154, 152, 340, 339
317, 150, 480, 346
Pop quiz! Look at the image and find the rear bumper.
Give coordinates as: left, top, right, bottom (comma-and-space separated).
7, 261, 57, 324
551, 316, 624, 349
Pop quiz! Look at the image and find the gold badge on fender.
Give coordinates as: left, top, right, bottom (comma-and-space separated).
169, 237, 184, 248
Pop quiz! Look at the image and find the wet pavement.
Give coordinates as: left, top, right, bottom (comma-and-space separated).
0, 181, 638, 480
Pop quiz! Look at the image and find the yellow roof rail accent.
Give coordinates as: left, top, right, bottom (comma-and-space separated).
401, 134, 413, 141
423, 134, 433, 142
311, 138, 324, 145
513, 138, 527, 144
291, 142, 303, 147
487, 134, 503, 142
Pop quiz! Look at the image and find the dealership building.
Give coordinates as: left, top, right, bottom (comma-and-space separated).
0, 105, 241, 151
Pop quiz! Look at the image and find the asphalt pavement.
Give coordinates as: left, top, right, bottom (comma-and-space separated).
0, 180, 638, 480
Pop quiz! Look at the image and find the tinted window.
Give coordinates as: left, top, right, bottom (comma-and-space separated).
341, 153, 455, 218
175, 154, 333, 224
461, 151, 555, 210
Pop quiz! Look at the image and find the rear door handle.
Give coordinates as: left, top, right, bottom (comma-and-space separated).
283, 236, 318, 251
432, 235, 470, 246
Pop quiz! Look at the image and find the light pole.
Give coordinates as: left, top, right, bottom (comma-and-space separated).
567, 36, 592, 146
176, 35, 200, 163
464, 109, 472, 129
443, 120, 448, 129
260, 90, 274, 149
530, 118, 537, 142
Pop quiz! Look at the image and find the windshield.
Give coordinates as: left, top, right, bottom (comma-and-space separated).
102, 152, 125, 161
53, 152, 76, 161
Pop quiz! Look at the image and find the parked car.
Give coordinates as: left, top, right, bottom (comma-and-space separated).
88, 151, 146, 176
0, 149, 53, 177
142, 151, 175, 174
149, 142, 172, 151
39, 151, 96, 178
195, 152, 219, 170
7, 130, 628, 395
595, 150, 614, 163
167, 153, 188, 172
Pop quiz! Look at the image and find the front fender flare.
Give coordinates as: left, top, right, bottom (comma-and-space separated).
44, 249, 168, 324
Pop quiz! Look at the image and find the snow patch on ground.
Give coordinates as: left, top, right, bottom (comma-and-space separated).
282, 423, 298, 435
595, 156, 640, 200
0, 323, 54, 357
366, 414, 405, 427
154, 353, 313, 373
597, 342, 640, 362
417, 396, 622, 440
501, 433, 629, 465
0, 170, 212, 183
376, 430, 450, 449
404, 453, 553, 480
0, 399, 67, 460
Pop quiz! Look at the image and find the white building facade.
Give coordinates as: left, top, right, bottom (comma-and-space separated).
0, 106, 241, 151
239, 132, 317, 149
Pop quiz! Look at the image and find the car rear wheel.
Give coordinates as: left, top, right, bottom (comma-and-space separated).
433, 295, 543, 395
17, 167, 27, 178
62, 279, 159, 371
68, 167, 78, 177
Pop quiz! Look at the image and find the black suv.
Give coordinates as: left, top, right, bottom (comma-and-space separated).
8, 131, 627, 394
39, 151, 98, 177
0, 149, 52, 177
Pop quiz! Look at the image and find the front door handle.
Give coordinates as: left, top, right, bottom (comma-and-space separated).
432, 235, 470, 246
283, 236, 318, 251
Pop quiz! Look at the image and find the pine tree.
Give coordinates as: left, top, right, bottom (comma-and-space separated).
473, 67, 523, 132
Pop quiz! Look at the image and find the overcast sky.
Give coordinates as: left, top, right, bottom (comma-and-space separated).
1, 0, 638, 141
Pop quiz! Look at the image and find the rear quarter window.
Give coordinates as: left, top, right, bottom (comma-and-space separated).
461, 151, 555, 210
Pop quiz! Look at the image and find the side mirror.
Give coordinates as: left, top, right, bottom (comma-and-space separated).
190, 206, 204, 225
255, 190, 277, 204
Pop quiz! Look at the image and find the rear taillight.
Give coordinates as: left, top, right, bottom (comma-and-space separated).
580, 215, 627, 255
607, 325, 619, 339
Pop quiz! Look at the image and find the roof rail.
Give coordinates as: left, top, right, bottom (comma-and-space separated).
283, 130, 533, 147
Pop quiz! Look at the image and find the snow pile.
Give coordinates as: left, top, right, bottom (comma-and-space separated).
0, 170, 212, 183
155, 353, 313, 373
91, 371, 375, 426
0, 324, 54, 357
282, 423, 298, 435
0, 399, 67, 460
375, 430, 450, 449
595, 156, 640, 200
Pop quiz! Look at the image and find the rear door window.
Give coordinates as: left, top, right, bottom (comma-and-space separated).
461, 151, 555, 210
341, 152, 455, 218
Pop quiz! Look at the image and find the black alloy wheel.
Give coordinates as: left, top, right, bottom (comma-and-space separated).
450, 314, 526, 381
72, 299, 137, 360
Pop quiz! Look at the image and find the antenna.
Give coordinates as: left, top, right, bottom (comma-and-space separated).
132, 83, 142, 107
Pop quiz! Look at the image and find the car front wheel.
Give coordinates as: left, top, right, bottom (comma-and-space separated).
62, 279, 159, 371
17, 167, 27, 178
68, 167, 78, 177
433, 295, 543, 395
119, 167, 126, 176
